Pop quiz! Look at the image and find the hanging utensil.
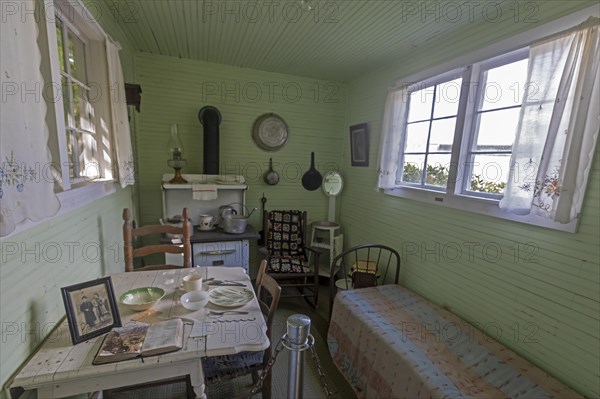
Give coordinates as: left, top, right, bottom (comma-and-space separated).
258, 194, 267, 245
301, 152, 322, 191
264, 158, 280, 185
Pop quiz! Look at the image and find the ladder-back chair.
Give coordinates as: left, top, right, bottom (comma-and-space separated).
202, 260, 281, 399
122, 208, 192, 272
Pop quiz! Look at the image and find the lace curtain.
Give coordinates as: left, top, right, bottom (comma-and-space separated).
107, 39, 135, 188
500, 18, 599, 224
377, 87, 408, 189
0, 6, 60, 236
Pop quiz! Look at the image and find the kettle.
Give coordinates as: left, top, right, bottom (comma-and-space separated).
218, 205, 237, 225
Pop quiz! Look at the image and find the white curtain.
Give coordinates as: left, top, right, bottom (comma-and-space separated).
0, 2, 60, 236
377, 87, 409, 189
106, 39, 135, 188
500, 18, 599, 224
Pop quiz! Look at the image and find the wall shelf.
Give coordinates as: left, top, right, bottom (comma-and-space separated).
161, 174, 247, 190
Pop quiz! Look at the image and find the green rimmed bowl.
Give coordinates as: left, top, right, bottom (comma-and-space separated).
119, 287, 166, 311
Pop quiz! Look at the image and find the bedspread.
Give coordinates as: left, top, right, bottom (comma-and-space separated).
327, 285, 582, 399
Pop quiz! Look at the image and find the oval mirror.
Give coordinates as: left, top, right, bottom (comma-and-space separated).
322, 171, 343, 196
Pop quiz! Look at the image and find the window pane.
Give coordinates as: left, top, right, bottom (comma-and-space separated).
68, 30, 87, 83
401, 155, 425, 184
468, 154, 510, 194
473, 108, 519, 149
405, 121, 429, 153
80, 131, 98, 178
429, 117, 456, 152
425, 154, 451, 187
72, 84, 93, 132
407, 87, 433, 122
55, 19, 65, 72
480, 59, 528, 111
433, 78, 462, 118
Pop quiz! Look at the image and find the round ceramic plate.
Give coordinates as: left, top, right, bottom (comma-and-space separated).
252, 113, 288, 151
209, 286, 254, 307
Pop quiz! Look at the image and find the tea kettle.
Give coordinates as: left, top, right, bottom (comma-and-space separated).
218, 205, 237, 225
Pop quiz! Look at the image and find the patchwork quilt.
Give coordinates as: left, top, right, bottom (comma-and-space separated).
327, 285, 583, 399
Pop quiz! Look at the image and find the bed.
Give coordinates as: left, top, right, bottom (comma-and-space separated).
327, 284, 583, 399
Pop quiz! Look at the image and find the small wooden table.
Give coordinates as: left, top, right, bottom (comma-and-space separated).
10, 267, 268, 399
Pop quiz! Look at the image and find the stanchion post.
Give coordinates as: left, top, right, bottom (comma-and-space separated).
285, 314, 311, 399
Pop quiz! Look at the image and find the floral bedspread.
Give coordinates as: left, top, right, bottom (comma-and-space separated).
327, 285, 582, 399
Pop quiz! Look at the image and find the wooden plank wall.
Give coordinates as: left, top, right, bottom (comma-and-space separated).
133, 52, 347, 270
338, 4, 600, 398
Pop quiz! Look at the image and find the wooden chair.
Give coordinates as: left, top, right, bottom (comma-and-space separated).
103, 209, 195, 398
122, 208, 192, 272
329, 244, 401, 318
202, 260, 281, 399
259, 210, 321, 307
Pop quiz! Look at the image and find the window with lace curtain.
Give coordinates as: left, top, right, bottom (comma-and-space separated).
377, 14, 599, 232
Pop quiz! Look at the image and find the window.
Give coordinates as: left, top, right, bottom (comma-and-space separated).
55, 15, 96, 180
397, 50, 528, 198
379, 11, 599, 232
44, 0, 117, 191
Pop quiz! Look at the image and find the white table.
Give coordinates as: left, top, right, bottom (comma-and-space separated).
10, 267, 268, 399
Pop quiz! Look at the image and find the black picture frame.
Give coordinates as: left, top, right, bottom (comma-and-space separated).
350, 123, 369, 167
61, 276, 121, 345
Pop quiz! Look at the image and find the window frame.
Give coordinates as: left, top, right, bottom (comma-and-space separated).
55, 11, 97, 181
42, 0, 116, 192
453, 47, 529, 201
397, 69, 465, 191
384, 6, 598, 233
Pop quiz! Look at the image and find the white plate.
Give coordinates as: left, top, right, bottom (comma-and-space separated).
209, 286, 254, 307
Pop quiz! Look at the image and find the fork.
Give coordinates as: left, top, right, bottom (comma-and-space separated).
208, 310, 249, 316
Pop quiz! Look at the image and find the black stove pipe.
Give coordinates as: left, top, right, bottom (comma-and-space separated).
198, 106, 221, 175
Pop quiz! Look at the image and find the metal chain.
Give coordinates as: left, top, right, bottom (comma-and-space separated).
247, 335, 286, 398
246, 333, 337, 399
308, 342, 337, 398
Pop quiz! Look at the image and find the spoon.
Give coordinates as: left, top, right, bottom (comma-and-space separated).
247, 207, 257, 218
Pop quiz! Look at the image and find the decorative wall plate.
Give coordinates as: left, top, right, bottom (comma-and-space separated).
252, 113, 288, 151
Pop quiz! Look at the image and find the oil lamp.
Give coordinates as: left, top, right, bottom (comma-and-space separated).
166, 123, 187, 184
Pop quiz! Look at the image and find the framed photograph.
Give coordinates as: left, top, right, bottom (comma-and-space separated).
350, 123, 369, 167
61, 277, 121, 345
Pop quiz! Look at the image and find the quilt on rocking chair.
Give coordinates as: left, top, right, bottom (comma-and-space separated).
267, 210, 309, 273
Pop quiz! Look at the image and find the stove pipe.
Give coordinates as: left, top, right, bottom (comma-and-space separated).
198, 106, 221, 175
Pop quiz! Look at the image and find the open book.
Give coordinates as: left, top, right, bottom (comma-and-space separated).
93, 318, 184, 365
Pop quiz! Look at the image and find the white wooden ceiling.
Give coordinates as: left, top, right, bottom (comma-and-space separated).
100, 0, 595, 81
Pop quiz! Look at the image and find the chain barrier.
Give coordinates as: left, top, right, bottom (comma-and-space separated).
309, 343, 336, 398
246, 332, 337, 399
247, 335, 286, 398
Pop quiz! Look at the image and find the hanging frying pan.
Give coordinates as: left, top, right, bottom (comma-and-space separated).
264, 158, 280, 185
301, 152, 322, 191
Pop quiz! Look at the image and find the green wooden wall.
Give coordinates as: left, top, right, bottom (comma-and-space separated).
0, 6, 136, 393
337, 4, 600, 398
133, 52, 347, 269
0, 186, 133, 396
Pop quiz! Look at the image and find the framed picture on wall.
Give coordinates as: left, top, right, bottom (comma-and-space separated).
350, 123, 369, 167
61, 277, 121, 345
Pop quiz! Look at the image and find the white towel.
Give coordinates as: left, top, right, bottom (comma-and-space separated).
192, 184, 218, 200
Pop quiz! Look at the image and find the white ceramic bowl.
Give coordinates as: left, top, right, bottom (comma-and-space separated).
120, 287, 166, 311
180, 290, 209, 310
